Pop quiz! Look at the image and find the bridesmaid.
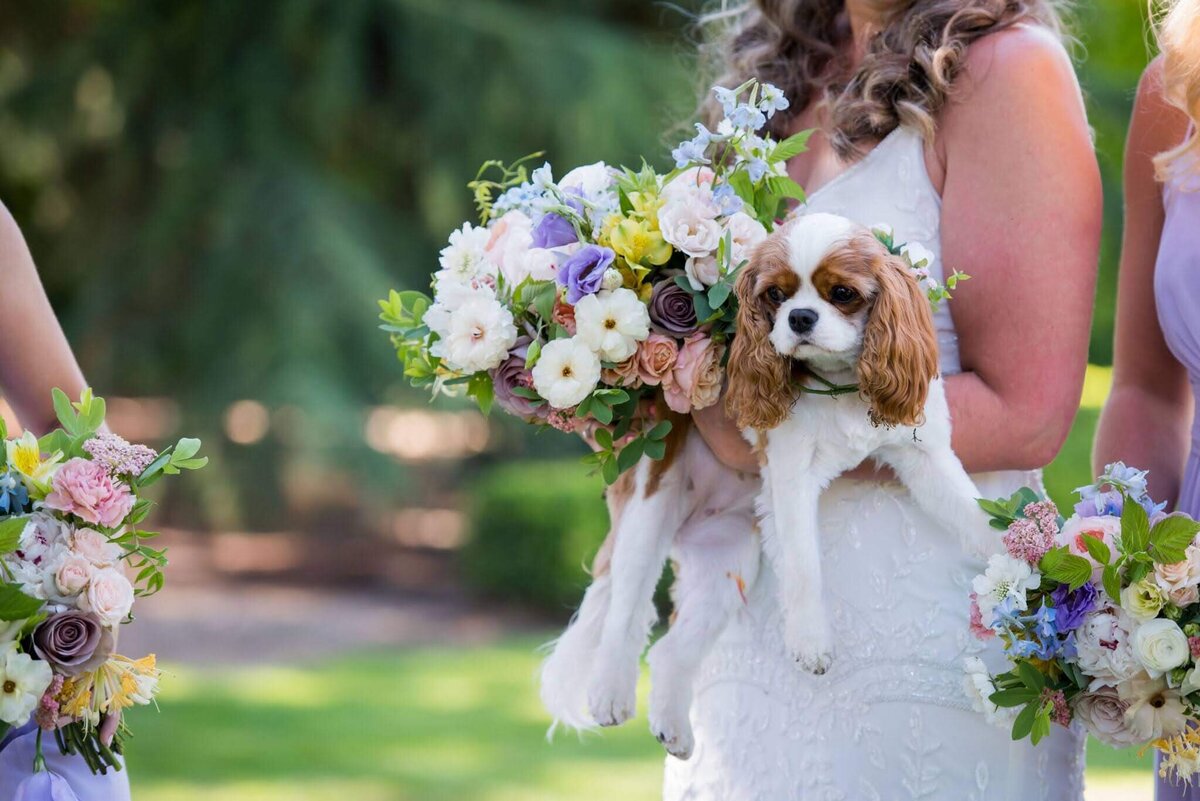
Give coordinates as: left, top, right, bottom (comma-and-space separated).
0, 202, 129, 799
1093, 0, 1200, 797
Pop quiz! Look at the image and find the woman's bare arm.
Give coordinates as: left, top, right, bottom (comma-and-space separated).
936, 27, 1101, 473
1093, 58, 1193, 504
0, 203, 89, 432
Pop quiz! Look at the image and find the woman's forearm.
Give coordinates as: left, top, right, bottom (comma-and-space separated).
0, 206, 88, 431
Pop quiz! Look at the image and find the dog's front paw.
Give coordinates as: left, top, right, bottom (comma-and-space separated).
784, 615, 834, 675
649, 688, 695, 760
587, 658, 638, 727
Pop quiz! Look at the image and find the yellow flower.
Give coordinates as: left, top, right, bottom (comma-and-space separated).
55, 653, 160, 727
595, 213, 623, 249
627, 191, 663, 226
7, 431, 61, 488
610, 218, 673, 268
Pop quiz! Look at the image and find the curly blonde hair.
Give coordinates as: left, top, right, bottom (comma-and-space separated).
698, 0, 1067, 159
1153, 0, 1200, 178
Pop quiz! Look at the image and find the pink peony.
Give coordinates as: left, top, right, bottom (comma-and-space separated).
44, 458, 136, 529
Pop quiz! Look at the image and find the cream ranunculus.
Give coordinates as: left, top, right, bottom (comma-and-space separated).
1122, 577, 1168, 622
573, 289, 651, 363
531, 337, 602, 409
1131, 618, 1190, 677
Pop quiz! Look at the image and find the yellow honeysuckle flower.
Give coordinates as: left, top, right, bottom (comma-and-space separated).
610, 218, 673, 268
7, 431, 62, 487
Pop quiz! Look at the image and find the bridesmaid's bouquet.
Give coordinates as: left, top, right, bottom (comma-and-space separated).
0, 389, 206, 781
380, 80, 810, 483
966, 463, 1200, 782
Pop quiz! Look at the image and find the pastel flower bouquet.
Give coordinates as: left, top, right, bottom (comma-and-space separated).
966, 463, 1200, 782
0, 389, 206, 782
380, 80, 958, 482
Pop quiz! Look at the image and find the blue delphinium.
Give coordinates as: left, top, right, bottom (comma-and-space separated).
0, 470, 30, 515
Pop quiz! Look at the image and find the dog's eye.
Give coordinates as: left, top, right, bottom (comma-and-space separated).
765, 286, 787, 304
830, 285, 858, 304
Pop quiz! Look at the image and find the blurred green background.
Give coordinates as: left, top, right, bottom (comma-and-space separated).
0, 0, 1166, 799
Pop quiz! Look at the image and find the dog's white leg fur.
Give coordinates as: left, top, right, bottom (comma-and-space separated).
587, 457, 687, 727
539, 573, 612, 732
646, 522, 760, 759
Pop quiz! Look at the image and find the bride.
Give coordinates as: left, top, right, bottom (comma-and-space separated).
676, 0, 1101, 797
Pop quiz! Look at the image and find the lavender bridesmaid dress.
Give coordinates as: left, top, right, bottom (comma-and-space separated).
1154, 150, 1200, 800
0, 723, 130, 800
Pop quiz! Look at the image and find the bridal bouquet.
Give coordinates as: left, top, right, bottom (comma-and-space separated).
0, 389, 206, 781
966, 463, 1200, 782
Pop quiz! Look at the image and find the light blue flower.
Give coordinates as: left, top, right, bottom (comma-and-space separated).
671, 136, 711, 169
729, 103, 767, 131
746, 157, 770, 183
712, 85, 739, 116
758, 83, 791, 118
530, 163, 555, 192
712, 183, 744, 216
0, 470, 30, 515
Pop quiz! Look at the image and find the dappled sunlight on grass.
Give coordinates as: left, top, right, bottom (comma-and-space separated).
123, 636, 1156, 800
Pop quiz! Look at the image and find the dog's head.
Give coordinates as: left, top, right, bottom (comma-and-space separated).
725, 212, 939, 430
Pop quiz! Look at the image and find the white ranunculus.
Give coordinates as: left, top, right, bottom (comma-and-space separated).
1075, 608, 1142, 688
0, 643, 53, 726
971, 553, 1041, 625
724, 211, 767, 267
962, 657, 1013, 727
437, 222, 492, 284
1131, 618, 1190, 677
574, 289, 650, 363
79, 566, 134, 627
531, 338, 602, 409
1119, 672, 1189, 741
659, 200, 723, 258
428, 292, 518, 374
685, 255, 720, 290
560, 162, 613, 198
1073, 686, 1141, 747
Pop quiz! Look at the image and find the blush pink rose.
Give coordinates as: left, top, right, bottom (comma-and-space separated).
601, 356, 643, 389
71, 527, 122, 566
44, 458, 136, 529
636, 334, 679, 387
665, 333, 725, 413
78, 566, 134, 627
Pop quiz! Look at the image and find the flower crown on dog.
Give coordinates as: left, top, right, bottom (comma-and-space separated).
870, 223, 969, 311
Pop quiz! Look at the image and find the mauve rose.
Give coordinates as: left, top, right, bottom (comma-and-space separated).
649, 279, 699, 336
32, 611, 113, 677
1074, 686, 1140, 747
490, 337, 545, 422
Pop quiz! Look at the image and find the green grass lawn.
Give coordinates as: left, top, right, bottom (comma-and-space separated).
123, 637, 1152, 801
122, 368, 1154, 799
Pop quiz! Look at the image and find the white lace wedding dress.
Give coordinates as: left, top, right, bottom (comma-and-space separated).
662, 126, 1087, 801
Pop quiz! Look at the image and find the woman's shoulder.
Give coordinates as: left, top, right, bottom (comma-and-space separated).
955, 24, 1079, 109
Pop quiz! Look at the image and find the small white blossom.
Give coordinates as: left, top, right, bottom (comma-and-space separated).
436, 223, 492, 286
531, 338, 602, 409
971, 553, 1041, 625
574, 289, 650, 363
427, 289, 518, 374
962, 657, 1013, 727
0, 644, 53, 725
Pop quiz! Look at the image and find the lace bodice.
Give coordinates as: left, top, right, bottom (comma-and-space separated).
662, 127, 1086, 801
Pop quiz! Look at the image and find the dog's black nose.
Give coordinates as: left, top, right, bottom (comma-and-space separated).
788, 308, 819, 335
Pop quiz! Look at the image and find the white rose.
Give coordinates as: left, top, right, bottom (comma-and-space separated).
71, 527, 121, 566
685, 255, 720, 290
78, 566, 134, 627
560, 162, 613, 198
54, 553, 95, 598
658, 200, 722, 258
428, 292, 518, 374
1074, 608, 1142, 688
574, 289, 650, 362
970, 553, 1041, 625
1131, 618, 1190, 677
962, 657, 1013, 727
531, 338, 602, 409
724, 211, 767, 267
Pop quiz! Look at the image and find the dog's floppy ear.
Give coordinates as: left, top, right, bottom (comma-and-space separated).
857, 252, 939, 427
725, 242, 796, 431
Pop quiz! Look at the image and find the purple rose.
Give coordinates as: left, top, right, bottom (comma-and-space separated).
532, 213, 577, 249
556, 245, 613, 304
32, 611, 113, 677
490, 337, 546, 422
1050, 582, 1098, 632
649, 279, 699, 336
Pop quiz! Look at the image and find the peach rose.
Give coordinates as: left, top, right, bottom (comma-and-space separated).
665, 333, 724, 413
1155, 542, 1200, 607
601, 356, 643, 389
551, 298, 577, 336
636, 334, 679, 387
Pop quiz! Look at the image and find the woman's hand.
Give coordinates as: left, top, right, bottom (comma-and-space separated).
692, 398, 759, 474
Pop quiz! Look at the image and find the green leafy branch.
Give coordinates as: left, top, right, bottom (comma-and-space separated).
466, 152, 544, 225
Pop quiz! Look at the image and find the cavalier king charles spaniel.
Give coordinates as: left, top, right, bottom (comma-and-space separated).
726, 212, 995, 674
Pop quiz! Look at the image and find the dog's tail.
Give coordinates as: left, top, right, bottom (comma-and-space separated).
538, 572, 611, 735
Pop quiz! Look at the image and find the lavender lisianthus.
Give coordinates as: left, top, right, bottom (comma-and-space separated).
490, 337, 546, 422
1050, 582, 1098, 632
532, 213, 577, 250
649, 279, 699, 336
32, 611, 113, 677
557, 245, 613, 304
